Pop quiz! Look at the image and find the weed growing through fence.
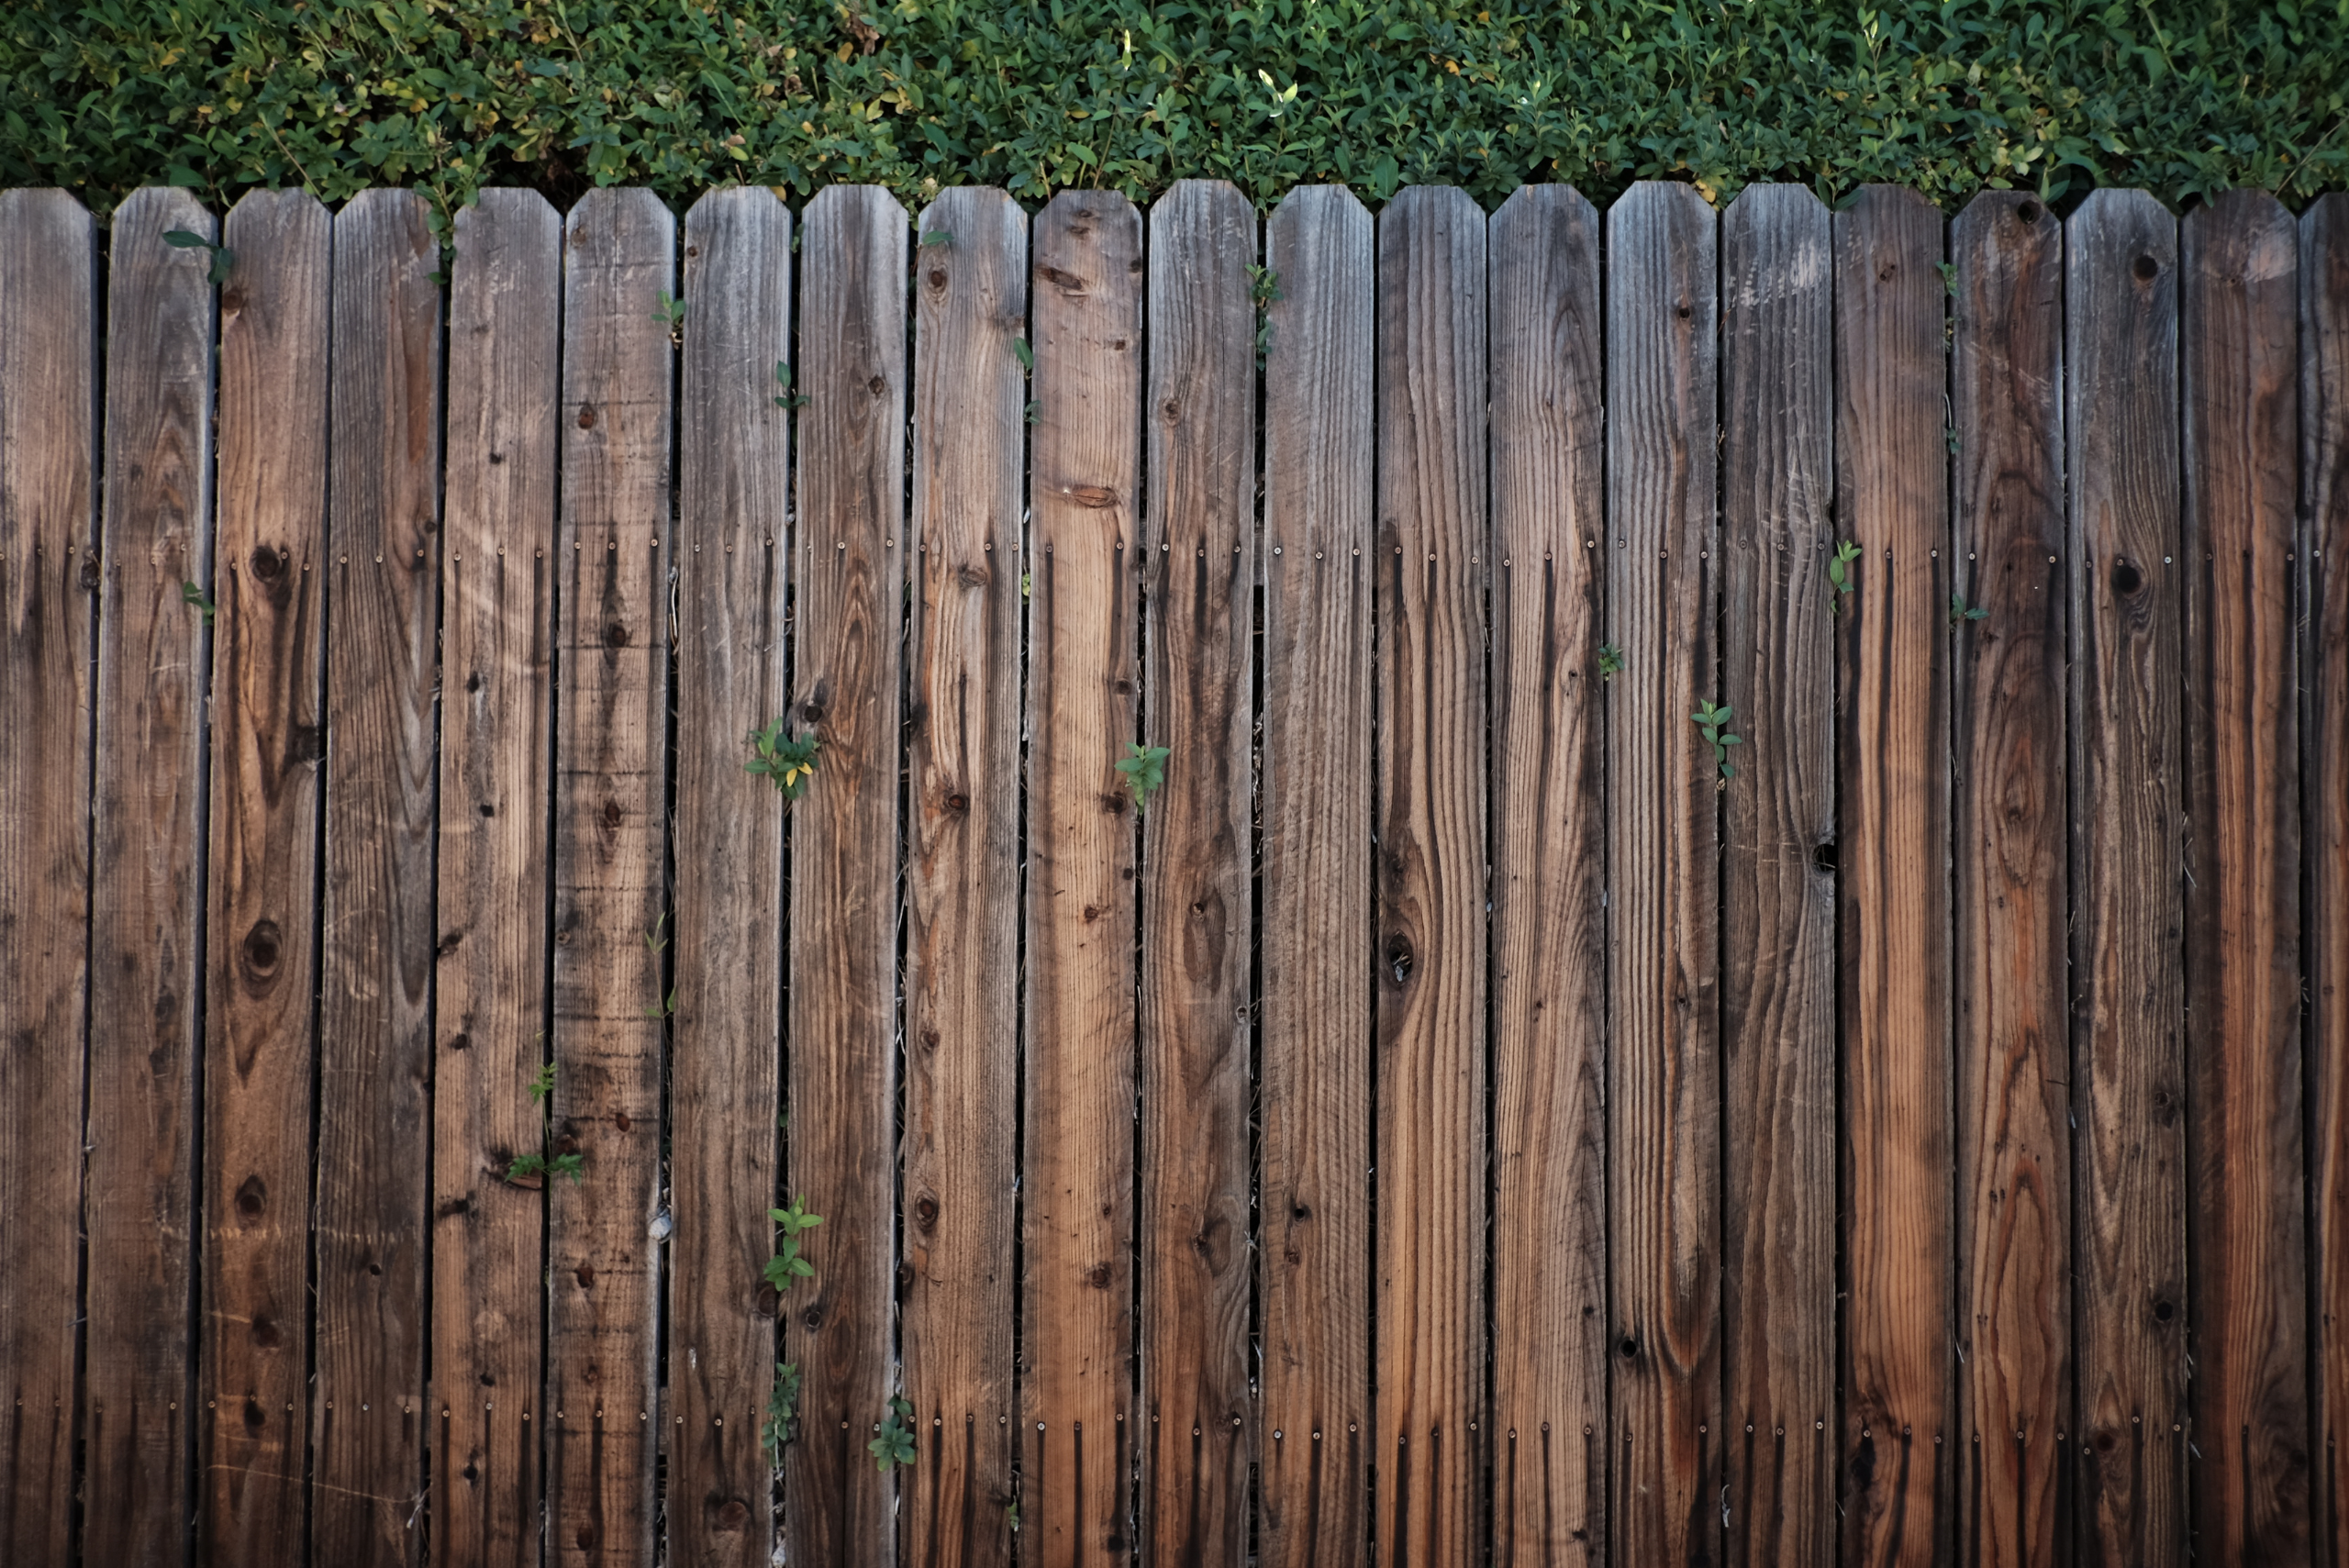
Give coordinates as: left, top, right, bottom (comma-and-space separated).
761, 1362, 803, 1465
920, 228, 953, 248
1596, 641, 1623, 680
1013, 334, 1038, 425
1115, 741, 1170, 811
773, 360, 807, 411
1934, 261, 1959, 295
180, 580, 214, 626
869, 1396, 917, 1472
506, 1062, 584, 1186
1250, 263, 1281, 363
746, 717, 820, 800
1691, 700, 1742, 784
1949, 591, 1988, 626
161, 228, 233, 284
764, 1195, 823, 1295
528, 1062, 555, 1106
1828, 539, 1861, 613
653, 288, 685, 344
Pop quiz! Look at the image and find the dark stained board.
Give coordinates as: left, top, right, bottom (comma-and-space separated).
1603, 178, 1723, 1568
1718, 182, 1836, 1568
1021, 188, 1143, 1568
1486, 181, 1608, 1565
2065, 188, 2187, 1568
202, 188, 332, 1565
1258, 183, 1375, 1568
2180, 187, 2310, 1565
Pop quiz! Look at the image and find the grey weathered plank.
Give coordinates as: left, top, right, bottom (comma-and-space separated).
1140, 177, 1257, 1568
1258, 183, 1375, 1568
1603, 178, 1723, 1568
1719, 181, 1836, 1568
2065, 187, 2187, 1568
784, 183, 907, 1568
202, 187, 332, 1565
668, 185, 790, 1568
0, 187, 99, 1568
1486, 181, 1608, 1566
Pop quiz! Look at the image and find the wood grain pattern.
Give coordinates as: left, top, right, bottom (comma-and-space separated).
1950, 189, 2070, 1568
905, 185, 1026, 1568
1603, 178, 1722, 1568
1486, 181, 1608, 1567
313, 186, 442, 1567
432, 186, 560, 1568
1021, 188, 1143, 1568
668, 185, 790, 1567
1831, 183, 1954, 1568
2180, 187, 2310, 1565
1258, 183, 1375, 1568
1373, 183, 1486, 1568
2065, 188, 2187, 1568
1719, 182, 1836, 1568
0, 187, 98, 1568
785, 183, 906, 1568
550, 185, 673, 1568
203, 187, 332, 1566
1140, 177, 1257, 1568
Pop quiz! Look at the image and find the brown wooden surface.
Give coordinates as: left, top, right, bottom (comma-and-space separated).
785, 183, 907, 1568
1950, 189, 2071, 1568
1603, 177, 1722, 1568
1486, 180, 1608, 1566
2065, 187, 2187, 1568
432, 185, 560, 1568
905, 184, 1026, 1568
549, 185, 673, 1568
1831, 182, 1954, 1568
313, 186, 442, 1566
1139, 177, 1257, 1568
0, 187, 97, 1568
1719, 181, 1836, 1568
1022, 187, 1143, 1568
1258, 183, 1375, 1568
203, 187, 332, 1566
2180, 187, 2310, 1565
668, 184, 791, 1567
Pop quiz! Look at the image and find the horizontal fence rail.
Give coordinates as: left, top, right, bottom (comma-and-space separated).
0, 178, 2345, 1567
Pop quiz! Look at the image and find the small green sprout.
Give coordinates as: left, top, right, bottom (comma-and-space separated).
869, 1396, 917, 1472
162, 228, 234, 285
653, 289, 686, 342
1011, 336, 1033, 372
1692, 699, 1742, 784
774, 361, 808, 410
528, 1062, 556, 1106
1934, 260, 1958, 295
1950, 591, 1987, 626
1596, 641, 1624, 680
762, 1363, 803, 1463
763, 1195, 824, 1295
181, 580, 215, 625
746, 717, 820, 800
507, 1151, 585, 1186
920, 229, 953, 248
1827, 539, 1861, 613
1115, 742, 1170, 811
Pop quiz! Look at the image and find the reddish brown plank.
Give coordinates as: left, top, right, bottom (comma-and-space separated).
0, 187, 98, 1567
1258, 183, 1375, 1568
2181, 187, 2310, 1565
203, 187, 332, 1565
1486, 180, 1608, 1566
432, 186, 561, 1568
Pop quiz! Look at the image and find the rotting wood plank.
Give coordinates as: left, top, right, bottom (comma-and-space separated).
1258, 183, 1375, 1568
1021, 187, 1143, 1568
0, 187, 98, 1568
784, 183, 907, 1568
1831, 183, 1954, 1568
1719, 181, 1836, 1568
667, 185, 790, 1568
1373, 183, 1487, 1568
1486, 180, 1608, 1567
2065, 187, 2187, 1568
905, 183, 1027, 1568
1603, 177, 1723, 1568
1950, 189, 2071, 1568
432, 186, 561, 1568
549, 185, 674, 1568
202, 187, 332, 1566
2180, 186, 2310, 1565
313, 185, 443, 1567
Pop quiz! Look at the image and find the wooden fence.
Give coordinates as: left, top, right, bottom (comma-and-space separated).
0, 176, 2343, 1568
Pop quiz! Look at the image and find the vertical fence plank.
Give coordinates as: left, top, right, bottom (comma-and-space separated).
1950, 189, 2070, 1568
1487, 181, 1608, 1565
551, 185, 674, 1567
1604, 178, 1722, 1568
1259, 183, 1375, 1568
785, 183, 907, 1568
906, 184, 1026, 1568
0, 187, 98, 1567
434, 186, 561, 1568
1719, 182, 1836, 1568
1022, 187, 1143, 1568
1832, 183, 1954, 1568
668, 185, 791, 1567
204, 187, 331, 1565
313, 185, 443, 1566
1140, 177, 1257, 1567
2181, 188, 2310, 1564
2065, 188, 2188, 1568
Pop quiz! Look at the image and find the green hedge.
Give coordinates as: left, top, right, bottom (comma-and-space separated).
5, 0, 2343, 236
